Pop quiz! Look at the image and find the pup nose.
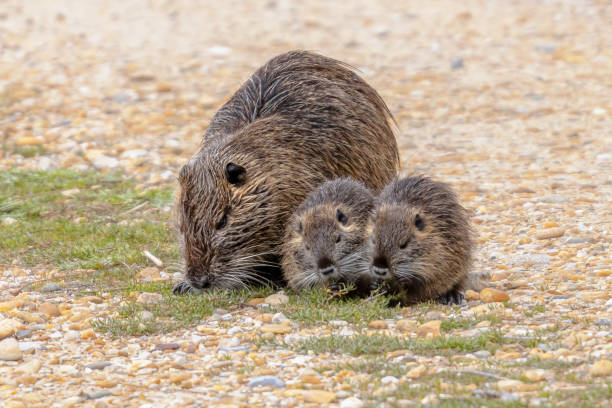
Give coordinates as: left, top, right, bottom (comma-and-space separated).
317, 257, 336, 275
372, 256, 389, 269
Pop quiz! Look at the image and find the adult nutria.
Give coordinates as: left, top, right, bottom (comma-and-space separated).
367, 175, 475, 305
282, 178, 374, 292
173, 50, 400, 294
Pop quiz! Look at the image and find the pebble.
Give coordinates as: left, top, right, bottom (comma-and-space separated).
480, 288, 510, 303
264, 293, 289, 306
40, 282, 61, 292
155, 343, 179, 351
535, 227, 565, 240
497, 379, 538, 392
304, 390, 336, 403
85, 361, 112, 370
381, 376, 399, 384
16, 359, 42, 374
15, 330, 32, 339
260, 324, 291, 334
416, 320, 441, 338
247, 375, 285, 388
340, 397, 364, 408
523, 369, 547, 382
368, 320, 388, 330
0, 337, 22, 361
87, 390, 113, 400
405, 365, 427, 379
38, 302, 61, 317
539, 194, 569, 203
450, 57, 464, 69
0, 318, 25, 339
137, 310, 154, 320
136, 292, 163, 304
2, 217, 17, 225
594, 319, 611, 327
396, 319, 417, 332
271, 312, 289, 324
465, 290, 480, 300
474, 350, 492, 359
564, 237, 590, 244
589, 360, 612, 377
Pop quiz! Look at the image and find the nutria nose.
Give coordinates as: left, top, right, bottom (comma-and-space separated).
317, 257, 336, 275
372, 256, 388, 269
189, 274, 210, 289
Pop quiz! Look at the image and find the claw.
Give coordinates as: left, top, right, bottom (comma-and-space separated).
436, 289, 464, 305
172, 281, 193, 295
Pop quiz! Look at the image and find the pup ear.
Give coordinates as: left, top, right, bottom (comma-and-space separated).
225, 163, 246, 186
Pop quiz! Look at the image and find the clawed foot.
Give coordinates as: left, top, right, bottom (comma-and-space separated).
436, 289, 464, 305
172, 280, 195, 295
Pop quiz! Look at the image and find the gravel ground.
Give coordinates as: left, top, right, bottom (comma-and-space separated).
1, 0, 611, 407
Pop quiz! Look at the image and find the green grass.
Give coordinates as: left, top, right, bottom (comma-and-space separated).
5, 145, 48, 158
291, 330, 507, 356
440, 313, 502, 332
0, 169, 177, 291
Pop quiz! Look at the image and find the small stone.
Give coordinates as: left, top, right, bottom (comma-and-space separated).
381, 376, 399, 384
474, 350, 491, 359
16, 359, 42, 374
271, 312, 288, 324
450, 57, 464, 69
264, 293, 289, 305
137, 310, 154, 320
155, 343, 180, 351
416, 320, 441, 338
80, 329, 96, 339
11, 311, 46, 324
303, 390, 336, 404
468, 302, 504, 315
0, 337, 22, 361
85, 361, 112, 370
137, 267, 160, 281
16, 137, 44, 146
4, 401, 26, 408
38, 302, 60, 317
396, 319, 417, 332
40, 282, 60, 293
247, 375, 285, 388
589, 360, 612, 377
368, 320, 388, 330
248, 297, 265, 305
595, 319, 611, 327
136, 292, 163, 304
424, 311, 445, 321
260, 324, 292, 334
0, 318, 25, 340
563, 237, 590, 244
300, 374, 321, 384
535, 227, 565, 240
2, 217, 17, 225
465, 290, 479, 300
539, 194, 568, 203
497, 379, 538, 392
87, 390, 113, 400
405, 364, 427, 379
15, 330, 32, 339
480, 288, 509, 303
523, 369, 547, 382
340, 397, 364, 408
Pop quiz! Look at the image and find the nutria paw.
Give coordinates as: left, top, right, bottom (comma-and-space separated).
436, 289, 464, 305
172, 280, 194, 295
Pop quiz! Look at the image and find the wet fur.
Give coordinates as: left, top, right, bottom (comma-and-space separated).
282, 178, 374, 291
175, 51, 399, 293
367, 175, 475, 305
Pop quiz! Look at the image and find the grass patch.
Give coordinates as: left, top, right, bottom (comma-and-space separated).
273, 288, 399, 326
440, 313, 502, 332
292, 330, 506, 356
5, 145, 48, 158
0, 169, 177, 290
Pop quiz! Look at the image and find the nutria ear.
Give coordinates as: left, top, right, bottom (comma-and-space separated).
225, 163, 246, 186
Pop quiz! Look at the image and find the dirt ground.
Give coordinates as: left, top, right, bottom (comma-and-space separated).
1, 0, 611, 407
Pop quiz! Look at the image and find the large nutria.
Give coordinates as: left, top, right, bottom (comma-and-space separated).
367, 175, 475, 305
282, 178, 374, 291
173, 51, 399, 294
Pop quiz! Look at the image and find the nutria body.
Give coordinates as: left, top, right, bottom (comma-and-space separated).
282, 178, 374, 291
367, 176, 475, 305
173, 51, 399, 294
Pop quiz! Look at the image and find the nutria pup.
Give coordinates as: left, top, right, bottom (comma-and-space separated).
173, 51, 399, 294
282, 178, 374, 291
367, 175, 475, 305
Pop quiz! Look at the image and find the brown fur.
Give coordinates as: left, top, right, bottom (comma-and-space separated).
173, 51, 399, 294
367, 175, 475, 305
282, 178, 374, 291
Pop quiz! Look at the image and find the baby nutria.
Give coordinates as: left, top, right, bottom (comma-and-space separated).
173, 51, 400, 294
367, 175, 475, 305
282, 178, 374, 292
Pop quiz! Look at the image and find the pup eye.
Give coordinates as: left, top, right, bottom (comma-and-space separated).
336, 209, 348, 225
216, 214, 228, 230
298, 221, 303, 234
304, 244, 310, 251
335, 235, 341, 243
414, 214, 425, 231
399, 240, 408, 249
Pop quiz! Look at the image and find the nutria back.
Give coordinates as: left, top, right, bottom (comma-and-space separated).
174, 51, 399, 293
282, 178, 374, 291
367, 175, 475, 304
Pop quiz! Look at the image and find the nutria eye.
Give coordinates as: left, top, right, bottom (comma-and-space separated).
226, 163, 246, 186
414, 214, 425, 231
399, 240, 408, 249
336, 209, 348, 225
305, 244, 310, 251
298, 222, 303, 234
336, 235, 341, 243
216, 214, 228, 230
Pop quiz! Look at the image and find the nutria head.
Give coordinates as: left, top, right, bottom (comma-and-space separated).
367, 176, 474, 302
282, 178, 374, 290
176, 141, 280, 291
